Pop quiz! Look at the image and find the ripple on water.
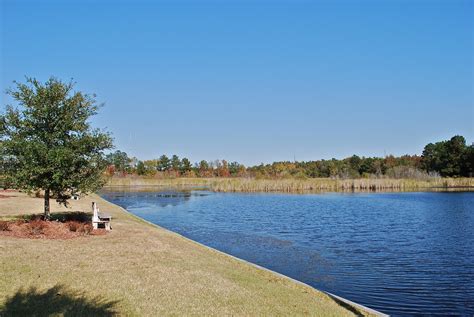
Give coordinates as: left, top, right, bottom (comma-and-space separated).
100, 190, 474, 316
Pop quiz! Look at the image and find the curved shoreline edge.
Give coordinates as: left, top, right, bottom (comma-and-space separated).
99, 194, 389, 317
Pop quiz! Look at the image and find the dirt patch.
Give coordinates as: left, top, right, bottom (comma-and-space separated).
0, 218, 107, 240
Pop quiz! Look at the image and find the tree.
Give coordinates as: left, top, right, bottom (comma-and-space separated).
157, 154, 170, 171
198, 160, 210, 177
217, 160, 230, 177
143, 160, 157, 176
180, 157, 192, 174
444, 135, 466, 176
461, 144, 474, 177
106, 150, 130, 173
422, 135, 468, 177
171, 154, 181, 172
229, 161, 243, 176
348, 155, 362, 177
0, 77, 113, 218
136, 161, 146, 175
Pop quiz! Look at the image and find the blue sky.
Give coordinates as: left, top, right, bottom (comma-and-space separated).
1, 0, 472, 165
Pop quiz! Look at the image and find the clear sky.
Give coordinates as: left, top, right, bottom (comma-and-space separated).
1, 0, 473, 165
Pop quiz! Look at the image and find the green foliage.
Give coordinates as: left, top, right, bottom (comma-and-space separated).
136, 161, 146, 175
229, 161, 245, 176
0, 77, 113, 217
461, 145, 474, 177
109, 135, 471, 179
422, 135, 471, 177
171, 154, 181, 171
246, 155, 423, 179
180, 158, 192, 174
143, 160, 158, 176
157, 155, 170, 171
106, 150, 131, 173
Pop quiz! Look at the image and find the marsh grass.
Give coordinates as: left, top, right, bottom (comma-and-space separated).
107, 176, 473, 193
107, 176, 210, 188
209, 177, 474, 192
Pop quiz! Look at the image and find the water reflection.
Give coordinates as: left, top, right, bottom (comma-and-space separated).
101, 189, 207, 209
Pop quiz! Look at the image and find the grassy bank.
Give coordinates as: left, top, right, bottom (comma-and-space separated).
0, 191, 371, 316
107, 176, 474, 192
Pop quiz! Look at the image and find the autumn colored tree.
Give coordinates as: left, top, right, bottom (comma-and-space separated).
198, 160, 212, 177
217, 160, 231, 177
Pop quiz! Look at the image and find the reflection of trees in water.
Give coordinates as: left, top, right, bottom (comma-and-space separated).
102, 190, 208, 208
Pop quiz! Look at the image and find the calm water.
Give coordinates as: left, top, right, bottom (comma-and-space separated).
100, 190, 474, 316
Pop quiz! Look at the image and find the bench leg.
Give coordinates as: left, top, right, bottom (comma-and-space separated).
93, 222, 98, 230
105, 222, 111, 231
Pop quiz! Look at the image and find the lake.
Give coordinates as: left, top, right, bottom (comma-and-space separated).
100, 189, 474, 316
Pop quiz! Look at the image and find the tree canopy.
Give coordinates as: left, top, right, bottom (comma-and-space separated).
104, 135, 472, 179
422, 135, 473, 177
0, 77, 113, 217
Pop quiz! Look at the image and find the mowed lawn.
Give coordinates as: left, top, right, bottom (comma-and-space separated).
0, 191, 370, 316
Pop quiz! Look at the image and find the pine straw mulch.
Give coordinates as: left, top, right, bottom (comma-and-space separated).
0, 189, 17, 199
0, 214, 107, 240
0, 194, 16, 199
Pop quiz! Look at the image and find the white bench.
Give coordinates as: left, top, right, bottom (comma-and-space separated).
92, 202, 112, 230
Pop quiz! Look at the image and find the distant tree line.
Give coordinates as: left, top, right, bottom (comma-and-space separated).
105, 135, 473, 179
105, 152, 247, 178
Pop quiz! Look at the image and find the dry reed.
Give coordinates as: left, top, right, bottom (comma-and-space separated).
106, 176, 474, 193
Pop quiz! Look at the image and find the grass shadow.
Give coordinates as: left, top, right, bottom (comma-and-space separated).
50, 211, 92, 223
0, 284, 119, 316
17, 212, 92, 223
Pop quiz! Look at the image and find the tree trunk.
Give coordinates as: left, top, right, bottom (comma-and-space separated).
44, 189, 50, 219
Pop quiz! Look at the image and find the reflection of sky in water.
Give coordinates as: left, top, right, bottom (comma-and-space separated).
100, 190, 474, 316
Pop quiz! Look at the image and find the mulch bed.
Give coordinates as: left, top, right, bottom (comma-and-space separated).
0, 219, 107, 240
0, 194, 15, 199
0, 189, 19, 198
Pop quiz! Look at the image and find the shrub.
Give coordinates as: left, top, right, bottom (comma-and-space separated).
0, 220, 10, 231
51, 212, 90, 223
27, 219, 46, 235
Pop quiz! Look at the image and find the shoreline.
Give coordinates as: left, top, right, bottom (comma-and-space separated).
1, 191, 377, 316
106, 194, 388, 317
